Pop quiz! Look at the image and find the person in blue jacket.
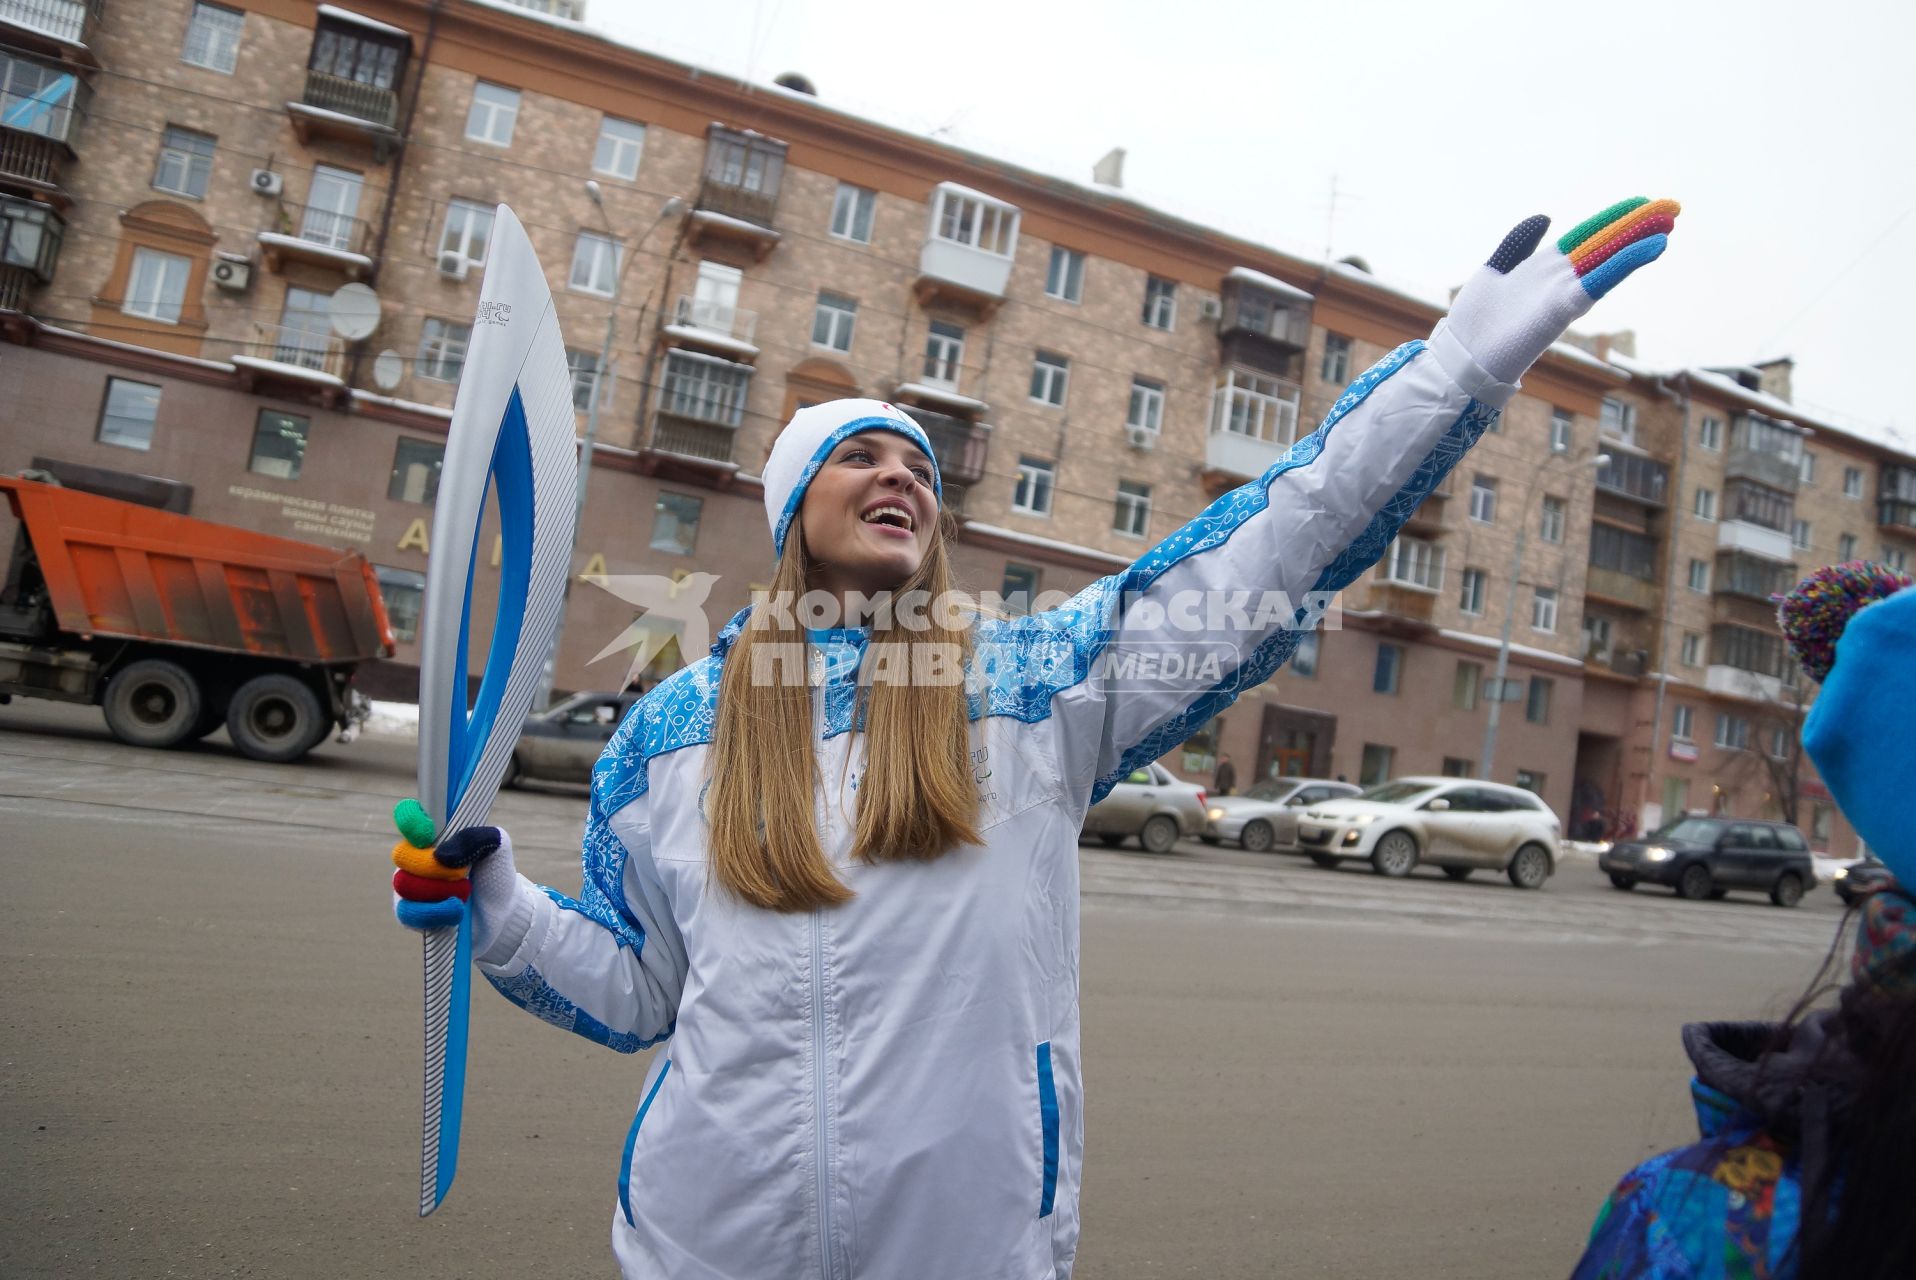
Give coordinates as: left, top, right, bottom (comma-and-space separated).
395, 196, 1679, 1280
1570, 561, 1916, 1280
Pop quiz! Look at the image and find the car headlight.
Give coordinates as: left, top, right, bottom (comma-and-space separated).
1833, 865, 1850, 881
1641, 846, 1674, 862
1207, 807, 1224, 821
1347, 814, 1379, 826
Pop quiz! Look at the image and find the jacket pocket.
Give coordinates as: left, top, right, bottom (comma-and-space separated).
1035, 1042, 1059, 1218
618, 1058, 672, 1228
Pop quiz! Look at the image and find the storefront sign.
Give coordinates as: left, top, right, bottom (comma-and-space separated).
227, 485, 376, 545
1669, 740, 1698, 762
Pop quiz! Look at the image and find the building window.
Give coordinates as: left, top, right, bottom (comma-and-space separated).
1290, 629, 1318, 678
1663, 704, 1693, 744
1359, 743, 1395, 787
1514, 769, 1546, 796
999, 563, 1040, 615
181, 1, 242, 73
374, 565, 425, 642
1531, 586, 1558, 633
121, 247, 191, 324
1540, 495, 1565, 544
1459, 567, 1486, 616
439, 198, 494, 267
659, 351, 751, 426
567, 348, 600, 412
1687, 558, 1710, 593
811, 292, 856, 352
1766, 725, 1791, 760
1714, 712, 1751, 751
1469, 475, 1497, 523
1012, 456, 1054, 516
1811, 802, 1833, 844
152, 127, 215, 198
1843, 467, 1863, 499
1698, 415, 1722, 451
1453, 660, 1480, 711
1029, 351, 1069, 407
1046, 246, 1084, 302
1884, 546, 1911, 573
1600, 396, 1636, 445
1584, 613, 1612, 661
1442, 757, 1475, 778
1792, 519, 1812, 551
922, 320, 964, 387
1142, 275, 1176, 330
465, 81, 520, 147
1113, 481, 1151, 538
389, 438, 444, 504
1838, 533, 1857, 561
96, 378, 161, 451
649, 491, 702, 555
568, 230, 620, 296
1549, 408, 1572, 454
248, 409, 309, 479
1679, 632, 1702, 666
1320, 333, 1351, 384
417, 318, 471, 382
1799, 452, 1816, 485
1526, 676, 1553, 724
1373, 642, 1402, 695
1127, 377, 1165, 436
593, 116, 646, 179
1693, 486, 1716, 521
931, 184, 1017, 256
1383, 536, 1444, 591
829, 182, 875, 243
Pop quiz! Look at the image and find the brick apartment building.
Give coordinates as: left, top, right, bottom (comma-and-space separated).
1, 0, 1910, 852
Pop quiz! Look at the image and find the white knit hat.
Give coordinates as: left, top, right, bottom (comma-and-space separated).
761, 398, 942, 556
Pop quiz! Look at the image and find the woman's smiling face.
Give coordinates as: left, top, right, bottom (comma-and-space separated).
798, 430, 939, 601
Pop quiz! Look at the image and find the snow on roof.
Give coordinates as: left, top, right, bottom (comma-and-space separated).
38, 322, 238, 373
231, 356, 346, 388
284, 101, 398, 136
894, 382, 989, 415
961, 521, 1131, 569
1436, 627, 1585, 671
351, 390, 452, 420
1325, 260, 1445, 313
688, 208, 779, 239
316, 4, 410, 40
1225, 266, 1313, 304
1547, 340, 1626, 379
661, 325, 760, 359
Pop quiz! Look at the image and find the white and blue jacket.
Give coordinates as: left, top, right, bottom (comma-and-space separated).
473, 338, 1508, 1279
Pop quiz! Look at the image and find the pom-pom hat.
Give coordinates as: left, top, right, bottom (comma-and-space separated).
761, 399, 941, 558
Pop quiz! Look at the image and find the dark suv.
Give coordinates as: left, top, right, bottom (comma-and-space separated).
1600, 816, 1816, 907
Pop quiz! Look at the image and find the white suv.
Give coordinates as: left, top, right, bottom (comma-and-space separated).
1295, 777, 1562, 889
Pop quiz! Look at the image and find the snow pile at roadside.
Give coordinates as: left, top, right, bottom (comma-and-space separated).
362, 699, 420, 740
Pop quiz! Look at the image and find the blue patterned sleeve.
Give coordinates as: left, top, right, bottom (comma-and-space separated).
977, 341, 1503, 805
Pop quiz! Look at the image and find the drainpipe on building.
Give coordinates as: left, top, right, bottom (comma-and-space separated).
344, 0, 441, 394
1642, 371, 1692, 828
631, 218, 693, 452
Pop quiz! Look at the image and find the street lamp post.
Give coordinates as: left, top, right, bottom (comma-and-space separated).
1479, 449, 1610, 780
532, 186, 685, 711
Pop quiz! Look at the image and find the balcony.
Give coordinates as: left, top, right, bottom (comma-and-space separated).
0, 192, 63, 308
1358, 579, 1438, 625
1713, 551, 1795, 603
663, 294, 759, 359
646, 412, 738, 468
914, 182, 1018, 315
902, 405, 989, 489
1725, 442, 1800, 495
287, 70, 400, 155
1881, 465, 1916, 532
1218, 268, 1313, 374
641, 349, 751, 483
230, 323, 346, 396
1402, 474, 1454, 534
686, 126, 785, 260
1594, 451, 1668, 506
1584, 565, 1658, 612
1717, 518, 1793, 563
1202, 369, 1300, 490
255, 201, 374, 278
0, 0, 101, 51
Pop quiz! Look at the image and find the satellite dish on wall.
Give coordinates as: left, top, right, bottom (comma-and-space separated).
372, 349, 404, 390
329, 283, 382, 340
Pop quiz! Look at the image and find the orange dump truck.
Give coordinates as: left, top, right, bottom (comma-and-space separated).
0, 475, 396, 762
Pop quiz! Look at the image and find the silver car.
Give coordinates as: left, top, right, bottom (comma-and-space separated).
504, 690, 638, 788
1294, 777, 1563, 888
1082, 761, 1208, 854
1203, 777, 1361, 852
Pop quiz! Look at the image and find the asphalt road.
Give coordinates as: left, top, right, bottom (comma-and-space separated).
0, 702, 1849, 1279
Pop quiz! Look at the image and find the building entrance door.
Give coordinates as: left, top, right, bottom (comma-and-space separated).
1257, 704, 1336, 781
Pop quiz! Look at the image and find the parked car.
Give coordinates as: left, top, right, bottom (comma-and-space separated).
1082, 762, 1208, 853
504, 690, 639, 788
1294, 777, 1562, 888
1832, 854, 1894, 905
1599, 816, 1816, 907
1203, 777, 1360, 851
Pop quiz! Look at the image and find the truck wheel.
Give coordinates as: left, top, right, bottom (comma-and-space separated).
227, 675, 324, 763
103, 659, 202, 749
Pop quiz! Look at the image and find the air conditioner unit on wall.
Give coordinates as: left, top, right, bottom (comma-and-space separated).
1126, 426, 1156, 450
211, 259, 252, 292
436, 251, 469, 280
249, 169, 283, 197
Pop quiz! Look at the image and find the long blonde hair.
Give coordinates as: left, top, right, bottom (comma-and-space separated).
706, 515, 981, 912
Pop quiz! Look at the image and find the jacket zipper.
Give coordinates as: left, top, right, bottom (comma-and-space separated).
811, 907, 834, 1280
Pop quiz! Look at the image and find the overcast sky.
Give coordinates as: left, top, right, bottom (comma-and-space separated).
589, 0, 1916, 449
